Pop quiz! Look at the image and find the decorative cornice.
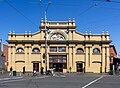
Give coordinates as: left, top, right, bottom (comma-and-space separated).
40, 25, 76, 29
7, 40, 112, 44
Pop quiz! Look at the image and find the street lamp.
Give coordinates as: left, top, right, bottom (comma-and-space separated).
44, 1, 52, 73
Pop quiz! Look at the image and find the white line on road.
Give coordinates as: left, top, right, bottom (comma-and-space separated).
0, 79, 26, 84
33, 76, 46, 79
82, 76, 104, 88
0, 77, 23, 81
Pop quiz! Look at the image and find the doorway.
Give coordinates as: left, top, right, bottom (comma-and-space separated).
49, 55, 67, 72
33, 63, 39, 72
77, 63, 83, 72
53, 63, 63, 72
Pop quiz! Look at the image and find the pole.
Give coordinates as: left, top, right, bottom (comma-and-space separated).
44, 1, 52, 73
45, 10, 47, 73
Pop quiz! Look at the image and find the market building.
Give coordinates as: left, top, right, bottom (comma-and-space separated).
7, 18, 112, 73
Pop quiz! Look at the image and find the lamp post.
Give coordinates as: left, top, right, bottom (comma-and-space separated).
44, 1, 52, 73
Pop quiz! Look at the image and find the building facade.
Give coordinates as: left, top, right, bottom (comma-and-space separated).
7, 19, 111, 73
110, 45, 117, 58
3, 44, 8, 71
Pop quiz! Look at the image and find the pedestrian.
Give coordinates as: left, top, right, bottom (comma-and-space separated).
23, 66, 25, 74
33, 70, 36, 76
41, 67, 44, 75
69, 67, 72, 73
9, 67, 13, 76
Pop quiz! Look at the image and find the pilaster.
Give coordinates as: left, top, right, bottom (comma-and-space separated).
72, 46, 76, 72
68, 46, 72, 70
12, 46, 16, 70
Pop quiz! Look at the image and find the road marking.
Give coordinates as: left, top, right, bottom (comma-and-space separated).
0, 78, 26, 84
53, 75, 66, 78
33, 76, 46, 79
0, 77, 23, 81
82, 76, 104, 88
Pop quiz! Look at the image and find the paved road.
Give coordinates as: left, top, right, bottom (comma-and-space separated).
0, 73, 120, 88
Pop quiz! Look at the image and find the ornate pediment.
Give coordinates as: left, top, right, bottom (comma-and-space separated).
50, 32, 65, 40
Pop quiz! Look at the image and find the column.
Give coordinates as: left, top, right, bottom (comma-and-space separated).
89, 47, 92, 68
85, 46, 89, 72
29, 46, 32, 72
12, 46, 16, 71
66, 45, 68, 71
106, 46, 110, 72
102, 46, 105, 72
69, 31, 72, 40
68, 47, 72, 71
73, 31, 75, 40
72, 46, 76, 72
24, 46, 27, 71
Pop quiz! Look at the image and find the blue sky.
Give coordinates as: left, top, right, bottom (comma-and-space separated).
0, 0, 120, 53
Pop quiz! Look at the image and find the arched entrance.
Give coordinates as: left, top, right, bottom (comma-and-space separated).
76, 61, 85, 72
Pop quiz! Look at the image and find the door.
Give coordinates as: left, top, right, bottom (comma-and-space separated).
77, 63, 83, 72
53, 63, 63, 72
33, 63, 39, 72
49, 55, 67, 72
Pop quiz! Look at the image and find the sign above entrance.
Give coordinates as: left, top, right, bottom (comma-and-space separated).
50, 32, 65, 40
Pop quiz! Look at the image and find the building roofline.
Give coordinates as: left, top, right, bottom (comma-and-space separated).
110, 45, 117, 55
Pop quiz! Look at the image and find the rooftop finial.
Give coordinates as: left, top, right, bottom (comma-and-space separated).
13, 31, 15, 34
89, 31, 92, 34
68, 18, 71, 22
9, 31, 12, 34
25, 31, 27, 34
106, 31, 109, 35
102, 31, 105, 34
41, 18, 43, 22
29, 31, 31, 34
72, 18, 75, 22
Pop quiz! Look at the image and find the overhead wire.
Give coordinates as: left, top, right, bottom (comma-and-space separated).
80, 3, 120, 31
93, 0, 120, 4
77, 1, 120, 31
75, 5, 95, 17
110, 1, 120, 4
96, 4, 120, 11
4, 0, 38, 28
75, 1, 102, 18
51, 3, 84, 7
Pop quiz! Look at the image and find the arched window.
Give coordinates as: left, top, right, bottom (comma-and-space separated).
32, 48, 40, 53
16, 48, 24, 53
77, 48, 84, 53
93, 48, 100, 53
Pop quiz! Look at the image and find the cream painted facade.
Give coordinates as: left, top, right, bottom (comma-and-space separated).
7, 19, 111, 73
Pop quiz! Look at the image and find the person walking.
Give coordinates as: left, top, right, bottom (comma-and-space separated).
9, 67, 13, 76
41, 67, 44, 75
23, 66, 25, 74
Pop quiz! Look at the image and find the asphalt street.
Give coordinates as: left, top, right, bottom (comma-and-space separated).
0, 73, 120, 88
